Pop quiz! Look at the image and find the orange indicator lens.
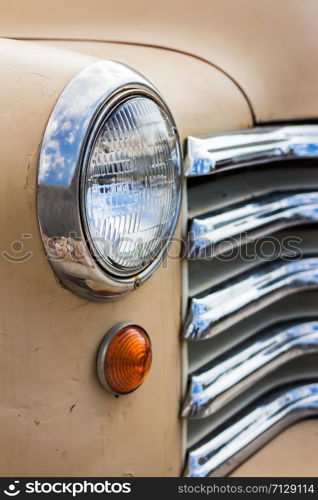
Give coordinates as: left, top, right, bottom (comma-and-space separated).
103, 325, 152, 394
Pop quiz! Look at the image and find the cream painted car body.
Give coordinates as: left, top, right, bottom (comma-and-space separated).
0, 0, 318, 477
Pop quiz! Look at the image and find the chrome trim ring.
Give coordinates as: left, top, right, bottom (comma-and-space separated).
185, 125, 318, 177
185, 383, 318, 477
182, 321, 318, 418
37, 60, 182, 300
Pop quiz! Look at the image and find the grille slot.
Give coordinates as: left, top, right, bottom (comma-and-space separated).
185, 382, 318, 477
182, 125, 318, 477
185, 257, 318, 341
182, 321, 318, 419
188, 354, 318, 448
189, 191, 318, 260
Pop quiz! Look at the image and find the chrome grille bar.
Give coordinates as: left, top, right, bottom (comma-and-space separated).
184, 258, 318, 340
182, 321, 318, 418
185, 383, 318, 477
189, 191, 318, 259
185, 125, 318, 177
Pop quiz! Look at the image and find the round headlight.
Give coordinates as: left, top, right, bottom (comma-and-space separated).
83, 95, 181, 277
37, 61, 182, 299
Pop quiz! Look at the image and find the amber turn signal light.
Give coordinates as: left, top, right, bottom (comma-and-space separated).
97, 323, 152, 395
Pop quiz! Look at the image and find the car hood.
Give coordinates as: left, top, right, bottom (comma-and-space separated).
1, 0, 318, 122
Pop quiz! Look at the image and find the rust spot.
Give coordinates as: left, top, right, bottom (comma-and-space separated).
69, 404, 76, 413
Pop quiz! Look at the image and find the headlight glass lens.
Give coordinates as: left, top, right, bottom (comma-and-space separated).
83, 95, 181, 276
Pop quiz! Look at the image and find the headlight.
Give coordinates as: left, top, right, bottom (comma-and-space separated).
83, 95, 181, 277
37, 60, 182, 299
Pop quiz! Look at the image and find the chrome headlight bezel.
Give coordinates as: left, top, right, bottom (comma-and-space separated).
37, 60, 182, 300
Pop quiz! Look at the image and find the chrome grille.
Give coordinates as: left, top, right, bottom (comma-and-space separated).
182, 125, 318, 477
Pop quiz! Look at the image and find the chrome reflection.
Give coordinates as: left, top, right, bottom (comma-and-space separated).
185, 125, 318, 176
189, 192, 318, 259
185, 383, 318, 477
37, 60, 181, 300
184, 258, 318, 340
182, 321, 318, 418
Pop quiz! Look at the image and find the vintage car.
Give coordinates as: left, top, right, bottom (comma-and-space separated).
1, 0, 318, 478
